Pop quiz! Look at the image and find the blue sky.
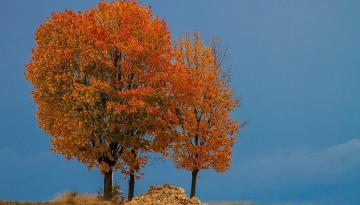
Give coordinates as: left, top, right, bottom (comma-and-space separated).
1, 0, 360, 204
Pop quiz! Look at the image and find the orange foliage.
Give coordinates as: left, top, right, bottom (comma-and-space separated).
25, 2, 239, 198
169, 32, 240, 173
25, 1, 172, 174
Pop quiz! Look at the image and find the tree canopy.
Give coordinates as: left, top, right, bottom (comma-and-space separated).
26, 1, 239, 200
169, 33, 240, 197
26, 1, 173, 199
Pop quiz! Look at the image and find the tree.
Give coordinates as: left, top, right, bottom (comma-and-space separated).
119, 147, 145, 200
25, 1, 172, 199
170, 32, 240, 198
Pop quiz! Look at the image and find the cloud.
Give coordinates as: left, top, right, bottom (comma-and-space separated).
249, 138, 360, 183
200, 138, 360, 204
1, 139, 360, 204
227, 138, 360, 193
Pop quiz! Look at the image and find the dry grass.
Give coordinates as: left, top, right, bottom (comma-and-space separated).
0, 191, 291, 205
52, 192, 121, 205
0, 192, 121, 205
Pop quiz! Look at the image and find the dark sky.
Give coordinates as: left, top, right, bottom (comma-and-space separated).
1, 0, 360, 205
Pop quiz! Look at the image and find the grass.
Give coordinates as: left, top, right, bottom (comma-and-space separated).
0, 194, 311, 205
0, 192, 120, 205
0, 202, 300, 205
0, 203, 252, 205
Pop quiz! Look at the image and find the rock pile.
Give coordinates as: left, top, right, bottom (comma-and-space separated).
124, 184, 204, 205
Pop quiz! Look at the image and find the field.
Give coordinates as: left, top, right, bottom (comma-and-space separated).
0, 203, 251, 205
0, 190, 302, 205
0, 201, 289, 205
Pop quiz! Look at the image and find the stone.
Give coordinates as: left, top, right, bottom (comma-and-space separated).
124, 184, 203, 205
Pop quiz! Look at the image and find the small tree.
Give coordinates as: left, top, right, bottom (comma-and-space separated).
120, 105, 179, 201
170, 33, 240, 198
119, 147, 145, 200
26, 1, 172, 199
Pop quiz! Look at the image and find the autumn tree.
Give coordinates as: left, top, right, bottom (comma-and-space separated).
25, 1, 172, 199
118, 145, 148, 200
170, 32, 240, 198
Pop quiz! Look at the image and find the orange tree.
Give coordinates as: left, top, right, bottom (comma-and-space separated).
169, 33, 240, 198
25, 1, 172, 199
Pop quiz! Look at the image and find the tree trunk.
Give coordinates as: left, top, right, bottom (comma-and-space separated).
103, 169, 113, 200
190, 169, 199, 198
128, 171, 135, 201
